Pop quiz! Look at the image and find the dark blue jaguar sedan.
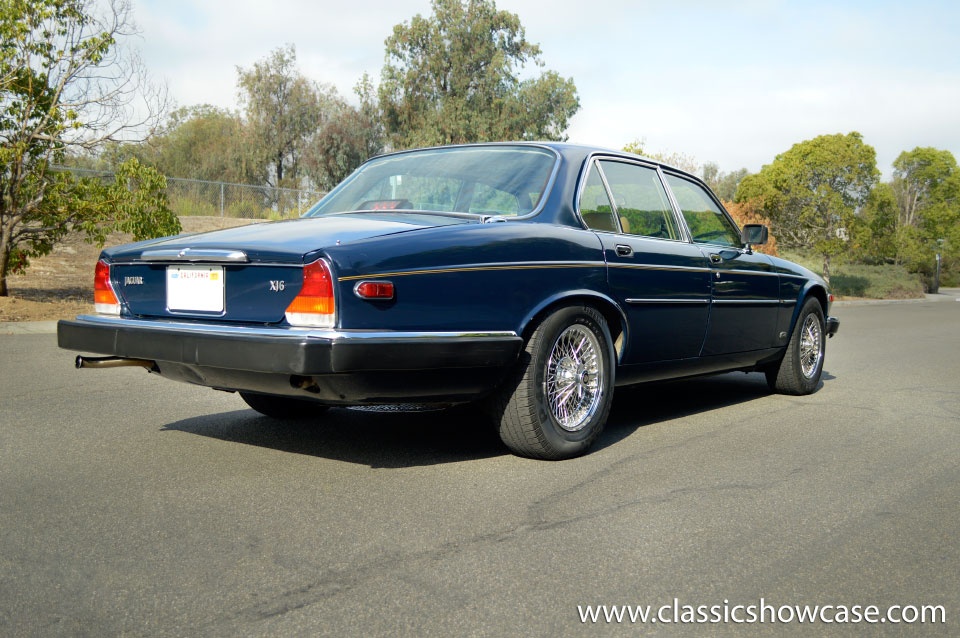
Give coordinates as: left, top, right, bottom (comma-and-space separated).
58, 142, 839, 459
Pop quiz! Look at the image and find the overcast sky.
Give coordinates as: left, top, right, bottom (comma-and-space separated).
133, 0, 960, 177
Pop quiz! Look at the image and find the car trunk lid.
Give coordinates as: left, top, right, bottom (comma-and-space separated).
107, 214, 468, 323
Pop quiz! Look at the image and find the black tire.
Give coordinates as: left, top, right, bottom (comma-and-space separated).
239, 392, 329, 420
765, 297, 826, 395
489, 304, 615, 460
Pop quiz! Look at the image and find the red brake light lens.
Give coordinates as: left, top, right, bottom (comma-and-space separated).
285, 259, 335, 327
94, 260, 120, 315
354, 281, 394, 300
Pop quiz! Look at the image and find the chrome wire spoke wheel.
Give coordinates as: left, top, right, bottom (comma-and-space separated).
543, 324, 604, 432
799, 314, 823, 379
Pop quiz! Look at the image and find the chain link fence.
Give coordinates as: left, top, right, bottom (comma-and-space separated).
55, 166, 326, 220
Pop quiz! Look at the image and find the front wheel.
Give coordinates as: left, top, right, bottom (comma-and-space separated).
490, 305, 615, 460
765, 297, 826, 395
240, 392, 329, 420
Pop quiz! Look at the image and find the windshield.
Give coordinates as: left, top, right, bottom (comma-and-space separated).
304, 145, 557, 217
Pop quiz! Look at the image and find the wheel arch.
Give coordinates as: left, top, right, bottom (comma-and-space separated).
517, 290, 628, 362
789, 282, 828, 334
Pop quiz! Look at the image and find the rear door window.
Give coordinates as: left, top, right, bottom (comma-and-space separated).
578, 161, 618, 232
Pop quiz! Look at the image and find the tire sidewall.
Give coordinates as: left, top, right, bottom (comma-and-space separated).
790, 299, 826, 392
528, 305, 615, 454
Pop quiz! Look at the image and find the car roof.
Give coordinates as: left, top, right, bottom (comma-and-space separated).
366, 141, 700, 183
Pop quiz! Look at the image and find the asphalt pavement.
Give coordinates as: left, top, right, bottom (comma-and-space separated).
1, 297, 959, 637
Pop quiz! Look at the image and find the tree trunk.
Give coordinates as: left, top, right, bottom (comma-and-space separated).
0, 228, 11, 297
822, 253, 831, 285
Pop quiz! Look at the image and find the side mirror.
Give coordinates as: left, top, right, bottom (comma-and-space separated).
742, 224, 768, 246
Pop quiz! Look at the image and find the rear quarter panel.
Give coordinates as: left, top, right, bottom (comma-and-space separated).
325, 222, 609, 334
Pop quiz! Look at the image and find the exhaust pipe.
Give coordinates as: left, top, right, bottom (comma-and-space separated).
75, 355, 157, 371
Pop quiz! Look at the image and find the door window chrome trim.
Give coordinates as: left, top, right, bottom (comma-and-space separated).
660, 170, 744, 248
573, 154, 691, 245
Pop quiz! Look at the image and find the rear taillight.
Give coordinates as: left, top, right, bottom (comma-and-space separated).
285, 258, 335, 327
94, 260, 120, 315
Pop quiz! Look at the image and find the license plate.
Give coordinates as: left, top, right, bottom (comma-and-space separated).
166, 265, 224, 312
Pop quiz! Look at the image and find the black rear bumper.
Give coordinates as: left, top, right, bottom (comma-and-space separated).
58, 315, 522, 403
58, 315, 522, 375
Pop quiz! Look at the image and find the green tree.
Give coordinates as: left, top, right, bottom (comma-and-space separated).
890, 147, 959, 277
737, 132, 879, 282
622, 138, 699, 174
237, 45, 335, 188
0, 0, 178, 296
146, 105, 265, 184
379, 0, 579, 149
714, 167, 749, 201
851, 182, 898, 263
303, 75, 384, 191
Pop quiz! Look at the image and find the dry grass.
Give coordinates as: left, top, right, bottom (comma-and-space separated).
2, 217, 262, 322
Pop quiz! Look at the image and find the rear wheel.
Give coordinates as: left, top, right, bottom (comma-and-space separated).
490, 305, 615, 460
765, 297, 825, 395
240, 392, 329, 420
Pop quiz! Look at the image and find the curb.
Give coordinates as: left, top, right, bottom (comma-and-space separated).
833, 292, 959, 307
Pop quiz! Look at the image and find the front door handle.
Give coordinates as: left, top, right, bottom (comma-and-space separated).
709, 254, 722, 264
615, 244, 633, 257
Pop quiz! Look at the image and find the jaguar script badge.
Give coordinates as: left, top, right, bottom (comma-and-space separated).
124, 276, 144, 285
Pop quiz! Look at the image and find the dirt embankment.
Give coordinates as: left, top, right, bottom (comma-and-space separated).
0, 217, 261, 322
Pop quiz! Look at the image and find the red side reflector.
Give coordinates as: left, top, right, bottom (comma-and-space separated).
354, 281, 394, 300
94, 260, 120, 315
285, 258, 335, 327
829, 294, 834, 303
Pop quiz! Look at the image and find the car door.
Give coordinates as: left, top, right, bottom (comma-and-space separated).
662, 172, 780, 355
578, 158, 711, 363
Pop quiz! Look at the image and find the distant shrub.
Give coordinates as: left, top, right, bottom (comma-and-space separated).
722, 198, 778, 256
169, 197, 218, 217
829, 264, 924, 299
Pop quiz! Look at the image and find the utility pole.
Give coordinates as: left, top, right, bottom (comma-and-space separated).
934, 238, 944, 293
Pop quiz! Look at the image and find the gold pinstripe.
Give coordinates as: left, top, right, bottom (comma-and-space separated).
337, 261, 784, 281
337, 262, 605, 282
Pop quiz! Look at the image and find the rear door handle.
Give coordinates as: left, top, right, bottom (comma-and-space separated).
615, 244, 633, 257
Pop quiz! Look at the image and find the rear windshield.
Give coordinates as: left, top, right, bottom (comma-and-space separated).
304, 146, 557, 217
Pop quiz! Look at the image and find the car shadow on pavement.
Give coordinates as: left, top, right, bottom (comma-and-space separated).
591, 372, 782, 453
160, 370, 815, 467
161, 403, 507, 468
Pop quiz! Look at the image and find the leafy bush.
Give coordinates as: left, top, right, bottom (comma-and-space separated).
169, 197, 219, 217
226, 200, 272, 219
779, 250, 924, 298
